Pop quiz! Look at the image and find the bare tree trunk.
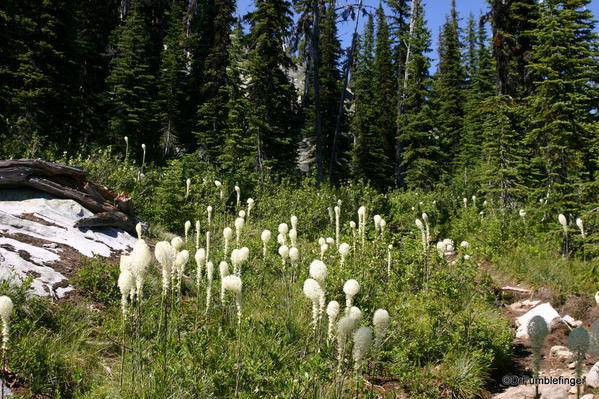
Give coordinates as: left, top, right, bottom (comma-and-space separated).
328, 0, 363, 183
311, 0, 324, 185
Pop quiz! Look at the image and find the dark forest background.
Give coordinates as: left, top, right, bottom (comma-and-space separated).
0, 0, 597, 213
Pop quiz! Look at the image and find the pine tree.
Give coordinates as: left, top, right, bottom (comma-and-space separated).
386, 0, 410, 177
352, 15, 389, 188
459, 15, 494, 172
0, 0, 86, 149
397, 2, 439, 190
431, 0, 465, 179
219, 22, 256, 174
158, 0, 187, 158
525, 0, 599, 212
478, 95, 527, 207
488, 0, 539, 96
246, 0, 299, 176
373, 5, 396, 186
107, 0, 161, 160
193, 0, 235, 163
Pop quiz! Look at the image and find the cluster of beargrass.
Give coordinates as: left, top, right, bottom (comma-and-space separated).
1, 149, 596, 398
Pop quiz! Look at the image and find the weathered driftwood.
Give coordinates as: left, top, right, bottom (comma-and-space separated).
0, 159, 138, 234
501, 286, 531, 295
74, 211, 138, 234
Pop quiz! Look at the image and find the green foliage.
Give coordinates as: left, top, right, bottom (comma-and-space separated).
525, 0, 599, 214
106, 0, 161, 161
431, 1, 466, 178
397, 3, 440, 190
193, 0, 236, 163
72, 258, 120, 305
351, 15, 390, 189
245, 0, 298, 175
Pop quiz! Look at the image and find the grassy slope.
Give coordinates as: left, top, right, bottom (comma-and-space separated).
2, 151, 595, 399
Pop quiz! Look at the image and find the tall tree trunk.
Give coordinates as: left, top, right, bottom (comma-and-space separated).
311, 0, 324, 185
328, 0, 363, 183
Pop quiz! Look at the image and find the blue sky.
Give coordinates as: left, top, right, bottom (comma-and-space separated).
236, 0, 599, 67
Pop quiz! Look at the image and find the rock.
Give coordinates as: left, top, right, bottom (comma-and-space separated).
493, 384, 569, 399
586, 361, 599, 388
580, 394, 594, 399
516, 303, 561, 339
1, 380, 12, 397
568, 362, 576, 369
569, 385, 577, 394
522, 299, 541, 307
0, 189, 137, 297
562, 315, 583, 328
550, 345, 574, 362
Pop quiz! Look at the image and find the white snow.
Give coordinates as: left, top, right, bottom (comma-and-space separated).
0, 189, 137, 298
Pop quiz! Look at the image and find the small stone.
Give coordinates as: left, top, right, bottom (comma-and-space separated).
563, 315, 583, 328
580, 394, 594, 399
568, 361, 576, 369
586, 361, 599, 388
550, 345, 574, 362
569, 385, 577, 394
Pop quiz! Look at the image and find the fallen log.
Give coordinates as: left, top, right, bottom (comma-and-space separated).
0, 158, 137, 234
74, 211, 139, 234
501, 286, 531, 295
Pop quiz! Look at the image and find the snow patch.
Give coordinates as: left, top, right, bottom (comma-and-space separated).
0, 189, 137, 298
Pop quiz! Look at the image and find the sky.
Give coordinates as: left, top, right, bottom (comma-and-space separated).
236, 0, 599, 67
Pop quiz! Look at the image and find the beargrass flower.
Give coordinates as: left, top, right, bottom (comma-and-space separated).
118, 270, 135, 316
334, 206, 340, 248
222, 275, 243, 325
0, 296, 14, 352
155, 241, 175, 296
303, 279, 324, 331
343, 279, 360, 313
289, 229, 297, 247
339, 243, 350, 266
352, 327, 373, 372
195, 220, 200, 249
309, 259, 327, 285
326, 301, 340, 339
223, 227, 233, 256
576, 218, 585, 238
261, 230, 271, 257
373, 309, 390, 346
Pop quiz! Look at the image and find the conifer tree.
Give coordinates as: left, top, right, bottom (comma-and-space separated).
397, 2, 439, 190
352, 15, 389, 188
431, 0, 465, 178
107, 0, 161, 160
246, 0, 298, 176
193, 0, 236, 163
0, 0, 85, 148
458, 15, 494, 172
219, 22, 256, 174
158, 0, 187, 158
373, 5, 397, 186
478, 95, 527, 207
525, 0, 599, 211
488, 0, 539, 96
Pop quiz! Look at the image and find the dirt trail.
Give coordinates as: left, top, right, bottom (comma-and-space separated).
480, 262, 599, 399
